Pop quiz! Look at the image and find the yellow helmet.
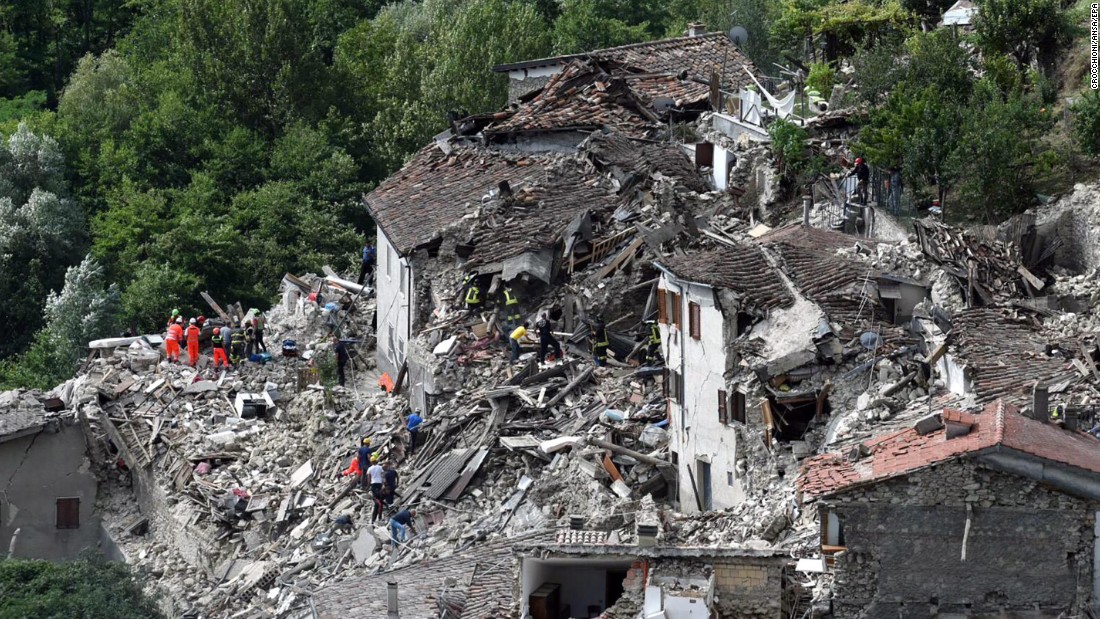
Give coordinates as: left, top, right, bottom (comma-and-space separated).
362, 437, 371, 446
370, 454, 380, 463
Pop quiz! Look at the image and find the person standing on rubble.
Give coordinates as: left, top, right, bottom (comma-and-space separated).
406, 410, 423, 455
165, 317, 183, 363
536, 313, 563, 363
211, 328, 230, 368
501, 284, 522, 333
367, 456, 386, 522
848, 157, 870, 205
464, 275, 482, 312
185, 318, 201, 367
243, 319, 257, 359
168, 308, 180, 328
356, 437, 373, 489
230, 327, 246, 365
252, 310, 268, 353
383, 462, 399, 505
389, 508, 417, 548
357, 244, 376, 286
509, 321, 529, 362
590, 315, 609, 366
333, 335, 350, 387
638, 320, 662, 366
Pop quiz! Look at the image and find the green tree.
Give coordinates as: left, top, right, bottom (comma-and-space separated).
973, 0, 1070, 70
1071, 88, 1100, 157
552, 0, 652, 53
0, 554, 162, 619
806, 61, 835, 99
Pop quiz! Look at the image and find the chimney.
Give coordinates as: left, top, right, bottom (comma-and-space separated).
686, 22, 706, 37
1032, 382, 1048, 422
636, 522, 658, 547
802, 195, 812, 227
387, 581, 400, 618
569, 515, 585, 530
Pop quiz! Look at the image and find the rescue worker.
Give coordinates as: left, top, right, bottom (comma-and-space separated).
407, 410, 423, 454
464, 275, 482, 311
1050, 403, 1066, 427
509, 321, 529, 362
501, 285, 522, 333
230, 327, 246, 365
243, 319, 257, 359
252, 311, 267, 353
382, 462, 400, 506
196, 315, 207, 330
638, 320, 662, 366
591, 315, 609, 367
367, 456, 385, 504
357, 245, 376, 286
357, 437, 373, 489
333, 336, 350, 387
185, 318, 201, 367
536, 313, 563, 363
211, 328, 230, 368
168, 308, 181, 328
389, 508, 417, 547
165, 318, 184, 363
848, 157, 870, 205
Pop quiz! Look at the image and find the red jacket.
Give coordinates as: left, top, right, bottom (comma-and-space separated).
167, 323, 183, 342
186, 325, 201, 345
342, 457, 361, 477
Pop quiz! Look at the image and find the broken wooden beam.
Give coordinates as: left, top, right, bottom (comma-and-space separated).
585, 436, 671, 468
542, 367, 593, 409
595, 237, 644, 279
200, 291, 233, 324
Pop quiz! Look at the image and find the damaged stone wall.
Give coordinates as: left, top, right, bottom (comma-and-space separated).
825, 460, 1097, 617
710, 557, 785, 619
0, 420, 99, 560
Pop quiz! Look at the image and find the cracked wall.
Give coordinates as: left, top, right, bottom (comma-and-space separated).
0, 421, 100, 560
825, 460, 1097, 618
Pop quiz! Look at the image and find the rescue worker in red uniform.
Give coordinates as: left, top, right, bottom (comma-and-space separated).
185, 318, 201, 367
166, 318, 183, 362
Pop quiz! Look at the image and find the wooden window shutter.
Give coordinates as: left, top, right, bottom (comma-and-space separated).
56, 497, 80, 529
672, 293, 682, 329
657, 288, 668, 324
718, 389, 728, 424
732, 391, 747, 424
689, 302, 701, 340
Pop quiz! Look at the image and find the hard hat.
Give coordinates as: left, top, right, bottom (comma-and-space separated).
189, 318, 196, 324
855, 157, 864, 165
214, 327, 221, 335
370, 454, 380, 463
198, 315, 206, 322
176, 317, 183, 324
362, 437, 371, 445
172, 309, 180, 316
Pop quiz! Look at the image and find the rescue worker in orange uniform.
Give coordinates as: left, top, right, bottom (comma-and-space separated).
166, 318, 184, 362
185, 318, 201, 367
211, 327, 230, 368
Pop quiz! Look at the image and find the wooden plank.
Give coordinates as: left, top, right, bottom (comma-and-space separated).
392, 360, 409, 395
601, 453, 624, 483
595, 237, 644, 279
1077, 340, 1100, 384
200, 291, 233, 324
542, 367, 594, 410
1017, 265, 1045, 291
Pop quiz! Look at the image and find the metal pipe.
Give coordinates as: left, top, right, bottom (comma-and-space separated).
387, 581, 399, 618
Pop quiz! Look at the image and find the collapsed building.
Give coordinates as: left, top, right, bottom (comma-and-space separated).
2, 27, 1100, 619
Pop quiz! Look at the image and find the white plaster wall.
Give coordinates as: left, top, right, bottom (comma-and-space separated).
659, 274, 744, 514
509, 64, 564, 81
937, 353, 971, 397
713, 146, 731, 191
374, 228, 413, 381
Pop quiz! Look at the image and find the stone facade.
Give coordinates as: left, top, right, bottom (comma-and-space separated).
711, 557, 784, 619
823, 459, 1097, 618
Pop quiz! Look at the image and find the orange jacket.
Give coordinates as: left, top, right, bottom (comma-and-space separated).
341, 457, 361, 477
186, 325, 200, 345
167, 323, 184, 342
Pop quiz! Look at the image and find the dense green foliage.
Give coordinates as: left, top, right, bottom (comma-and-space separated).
1071, 89, 1100, 157
0, 554, 163, 619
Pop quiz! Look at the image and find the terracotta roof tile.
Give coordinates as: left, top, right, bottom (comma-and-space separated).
660, 246, 794, 312
364, 146, 549, 256
797, 400, 1100, 499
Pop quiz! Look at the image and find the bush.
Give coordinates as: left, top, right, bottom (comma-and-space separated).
806, 62, 836, 100
0, 553, 163, 619
1071, 88, 1100, 157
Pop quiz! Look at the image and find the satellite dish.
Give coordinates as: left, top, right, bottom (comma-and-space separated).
729, 26, 749, 47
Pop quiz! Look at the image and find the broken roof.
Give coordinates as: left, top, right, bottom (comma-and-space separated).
364, 145, 548, 256
583, 132, 711, 194
313, 530, 554, 618
493, 32, 757, 98
797, 400, 1100, 500
947, 307, 1083, 406
0, 391, 49, 442
659, 246, 794, 312
486, 60, 658, 138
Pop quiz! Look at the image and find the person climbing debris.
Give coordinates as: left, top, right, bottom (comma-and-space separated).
185, 318, 201, 367
211, 327, 230, 368
501, 284, 522, 333
638, 320, 662, 366
590, 315, 609, 367
356, 437, 373, 489
165, 318, 183, 363
536, 313, 563, 363
383, 462, 399, 506
243, 319, 257, 359
464, 274, 481, 311
333, 336, 350, 387
389, 508, 417, 547
509, 322, 529, 363
252, 311, 267, 353
407, 410, 423, 455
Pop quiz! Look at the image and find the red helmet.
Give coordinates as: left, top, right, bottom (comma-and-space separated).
855, 157, 864, 165
214, 327, 221, 335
